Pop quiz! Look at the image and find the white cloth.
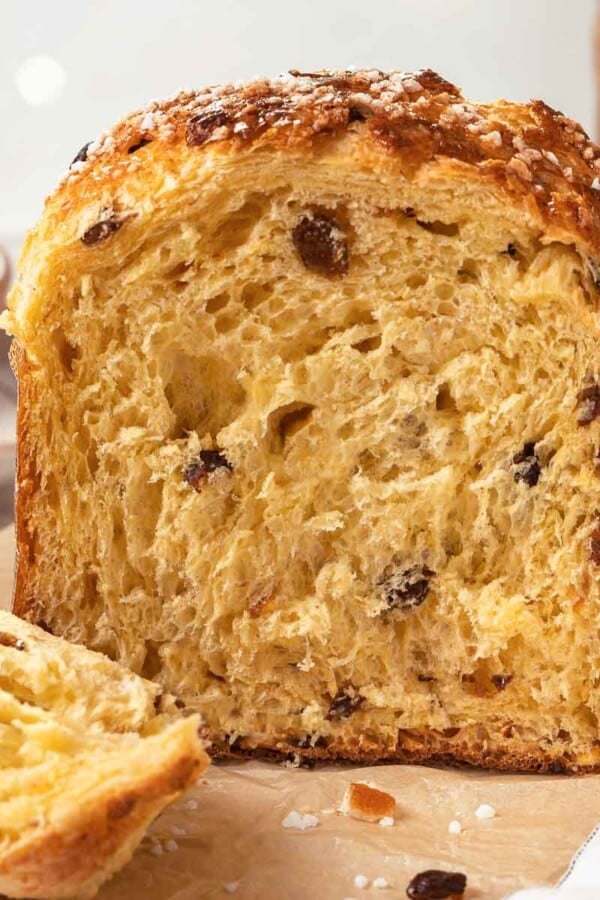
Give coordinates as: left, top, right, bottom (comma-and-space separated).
507, 826, 600, 898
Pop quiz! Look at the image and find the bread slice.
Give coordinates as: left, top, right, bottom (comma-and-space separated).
0, 611, 208, 899
5, 68, 600, 773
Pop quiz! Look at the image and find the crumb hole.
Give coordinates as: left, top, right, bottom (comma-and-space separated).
268, 402, 315, 452
436, 383, 457, 411
53, 330, 80, 375
205, 293, 229, 314
141, 642, 162, 679
416, 220, 460, 237
406, 272, 428, 289
214, 314, 238, 334
241, 282, 274, 311
457, 259, 479, 282
352, 334, 382, 353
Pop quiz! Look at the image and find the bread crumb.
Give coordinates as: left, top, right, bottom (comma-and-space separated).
164, 839, 179, 852
475, 803, 496, 820
592, 176, 600, 190
282, 810, 319, 830
373, 876, 389, 888
150, 843, 163, 857
354, 874, 370, 889
170, 824, 187, 836
185, 799, 198, 810
340, 782, 396, 822
223, 882, 240, 893
379, 816, 394, 827
448, 819, 462, 834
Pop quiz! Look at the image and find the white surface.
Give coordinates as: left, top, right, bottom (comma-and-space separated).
0, 0, 596, 234
508, 825, 600, 898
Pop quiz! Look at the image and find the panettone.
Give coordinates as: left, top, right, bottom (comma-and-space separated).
5, 69, 600, 772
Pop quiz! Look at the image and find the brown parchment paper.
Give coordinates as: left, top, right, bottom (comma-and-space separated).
0, 526, 598, 900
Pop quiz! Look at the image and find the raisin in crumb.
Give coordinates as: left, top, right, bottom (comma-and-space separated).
491, 674, 513, 691
0, 633, 25, 650
348, 105, 368, 122
578, 382, 600, 425
81, 216, 123, 246
71, 142, 91, 167
502, 242, 518, 258
292, 212, 349, 276
590, 526, 600, 565
380, 564, 435, 613
184, 448, 232, 491
512, 442, 541, 486
406, 869, 467, 899
326, 688, 364, 720
127, 138, 152, 154
186, 108, 231, 146
417, 674, 436, 683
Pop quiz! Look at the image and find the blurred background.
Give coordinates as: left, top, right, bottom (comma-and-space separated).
0, 0, 597, 525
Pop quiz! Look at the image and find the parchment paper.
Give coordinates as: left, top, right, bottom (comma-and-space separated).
0, 526, 597, 899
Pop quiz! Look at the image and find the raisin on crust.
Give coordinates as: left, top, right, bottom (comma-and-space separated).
5, 69, 600, 773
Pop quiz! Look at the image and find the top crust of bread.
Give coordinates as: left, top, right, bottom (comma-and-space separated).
14, 67, 600, 284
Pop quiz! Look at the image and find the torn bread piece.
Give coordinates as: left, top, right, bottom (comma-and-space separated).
0, 611, 209, 899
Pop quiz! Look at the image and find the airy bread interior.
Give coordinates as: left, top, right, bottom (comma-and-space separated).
9, 132, 600, 769
0, 611, 207, 899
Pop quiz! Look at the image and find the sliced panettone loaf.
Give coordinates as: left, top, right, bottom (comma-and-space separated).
5, 69, 600, 772
0, 611, 208, 899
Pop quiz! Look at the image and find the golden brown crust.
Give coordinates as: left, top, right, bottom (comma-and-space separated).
41, 68, 600, 259
9, 342, 38, 622
212, 727, 597, 774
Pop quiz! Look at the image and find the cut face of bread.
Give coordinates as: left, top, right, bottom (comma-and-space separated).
5, 69, 600, 772
0, 611, 208, 899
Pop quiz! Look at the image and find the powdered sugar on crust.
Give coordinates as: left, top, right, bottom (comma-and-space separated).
52, 68, 600, 254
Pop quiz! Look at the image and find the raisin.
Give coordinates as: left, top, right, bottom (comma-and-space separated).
153, 692, 163, 712
578, 382, 600, 425
184, 448, 232, 491
417, 674, 436, 682
512, 442, 541, 486
186, 107, 231, 146
491, 673, 513, 691
0, 632, 25, 650
326, 688, 364, 720
81, 216, 123, 246
550, 759, 568, 774
406, 869, 467, 899
590, 526, 600, 565
502, 242, 518, 258
292, 212, 349, 276
348, 105, 368, 122
71, 142, 91, 166
174, 697, 186, 710
127, 138, 152, 154
380, 565, 435, 613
